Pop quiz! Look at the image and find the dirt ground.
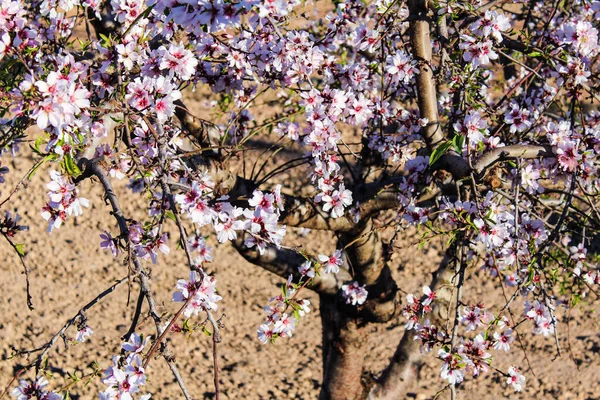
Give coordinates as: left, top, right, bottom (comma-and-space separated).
0, 143, 599, 400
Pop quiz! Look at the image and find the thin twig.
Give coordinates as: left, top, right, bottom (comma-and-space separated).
13, 277, 127, 374
122, 287, 145, 342
3, 234, 34, 310
165, 360, 193, 400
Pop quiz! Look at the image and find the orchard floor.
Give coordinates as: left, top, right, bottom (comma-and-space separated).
1, 148, 600, 400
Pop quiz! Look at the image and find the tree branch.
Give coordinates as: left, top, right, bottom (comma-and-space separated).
438, 144, 554, 180
231, 238, 351, 295
76, 156, 194, 400
409, 0, 444, 149
472, 144, 553, 176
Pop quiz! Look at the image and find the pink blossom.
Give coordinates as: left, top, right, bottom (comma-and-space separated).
506, 366, 526, 392
75, 325, 94, 343
422, 286, 436, 306
257, 323, 274, 344
173, 271, 223, 316
159, 43, 198, 81
100, 230, 119, 257
504, 104, 532, 133
493, 328, 514, 352
341, 281, 368, 305
439, 349, 465, 385
318, 249, 343, 274
273, 312, 297, 338
321, 184, 353, 218
11, 377, 61, 400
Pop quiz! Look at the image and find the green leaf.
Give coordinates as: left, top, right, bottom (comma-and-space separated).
429, 141, 452, 166
528, 51, 543, 58
98, 33, 111, 46
14, 243, 25, 256
63, 154, 81, 177
67, 371, 79, 381
182, 318, 191, 332
201, 326, 212, 336
165, 210, 176, 222
27, 156, 52, 180
445, 232, 456, 247
452, 134, 465, 154
110, 115, 124, 124
32, 136, 46, 155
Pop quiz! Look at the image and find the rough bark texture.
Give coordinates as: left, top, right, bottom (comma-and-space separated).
319, 220, 400, 399
409, 0, 443, 150
320, 294, 369, 400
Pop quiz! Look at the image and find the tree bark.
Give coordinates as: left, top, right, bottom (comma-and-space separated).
320, 294, 370, 400
319, 219, 400, 399
409, 0, 443, 150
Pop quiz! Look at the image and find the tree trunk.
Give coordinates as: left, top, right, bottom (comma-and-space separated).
319, 219, 400, 399
319, 294, 369, 400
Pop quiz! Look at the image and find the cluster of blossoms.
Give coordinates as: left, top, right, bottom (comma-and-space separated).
173, 270, 222, 317
29, 69, 91, 133
174, 182, 287, 255
96, 261, 222, 398
566, 239, 600, 286
129, 222, 170, 264
452, 109, 490, 150
41, 171, 89, 232
124, 75, 183, 123
188, 234, 213, 265
555, 20, 599, 59
402, 286, 526, 391
99, 221, 170, 264
402, 286, 436, 330
15, 55, 95, 163
459, 10, 510, 69
11, 377, 61, 400
100, 333, 151, 400
150, 0, 426, 219
148, 0, 242, 35
367, 105, 425, 167
341, 281, 368, 306
259, 249, 350, 344
524, 300, 557, 337
257, 273, 311, 344
0, 0, 37, 62
437, 194, 566, 336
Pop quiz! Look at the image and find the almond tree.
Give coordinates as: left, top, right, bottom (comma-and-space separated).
1, 0, 599, 399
